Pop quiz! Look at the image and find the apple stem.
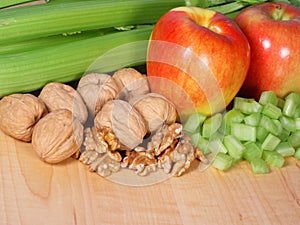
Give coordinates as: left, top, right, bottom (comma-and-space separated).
272, 4, 289, 21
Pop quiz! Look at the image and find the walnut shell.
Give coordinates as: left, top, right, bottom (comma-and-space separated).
131, 93, 177, 133
112, 68, 149, 101
0, 94, 48, 142
32, 109, 84, 164
38, 82, 88, 124
77, 73, 119, 118
94, 100, 147, 149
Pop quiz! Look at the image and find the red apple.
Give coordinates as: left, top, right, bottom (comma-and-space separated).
147, 6, 250, 119
235, 2, 300, 100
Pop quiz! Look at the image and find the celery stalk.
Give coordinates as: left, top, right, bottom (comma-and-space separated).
0, 26, 153, 97
0, 0, 34, 8
0, 0, 186, 44
250, 158, 270, 174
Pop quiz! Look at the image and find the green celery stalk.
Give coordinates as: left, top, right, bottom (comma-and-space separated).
0, 26, 152, 97
0, 0, 186, 44
0, 0, 35, 9
0, 28, 117, 54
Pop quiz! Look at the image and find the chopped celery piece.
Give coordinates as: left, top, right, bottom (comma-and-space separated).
293, 105, 300, 118
223, 135, 245, 160
285, 92, 300, 104
183, 113, 206, 134
244, 112, 261, 127
224, 109, 245, 124
295, 118, 300, 130
275, 142, 295, 157
263, 150, 285, 168
259, 90, 278, 106
231, 123, 256, 142
202, 113, 223, 138
207, 138, 228, 155
261, 133, 281, 151
277, 98, 285, 109
233, 97, 262, 114
280, 116, 296, 132
212, 152, 233, 171
272, 119, 283, 136
191, 133, 210, 154
288, 130, 300, 148
250, 158, 270, 174
256, 126, 269, 143
278, 128, 290, 142
294, 148, 300, 160
243, 142, 263, 162
283, 95, 299, 117
262, 103, 282, 119
260, 115, 280, 136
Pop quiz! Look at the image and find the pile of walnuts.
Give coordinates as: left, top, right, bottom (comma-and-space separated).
0, 68, 205, 178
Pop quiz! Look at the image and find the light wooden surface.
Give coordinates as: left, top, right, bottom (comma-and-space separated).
1, 129, 300, 225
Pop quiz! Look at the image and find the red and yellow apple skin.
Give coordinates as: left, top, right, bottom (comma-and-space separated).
235, 2, 300, 100
147, 7, 250, 119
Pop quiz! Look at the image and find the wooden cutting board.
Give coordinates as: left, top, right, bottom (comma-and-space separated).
1, 129, 299, 225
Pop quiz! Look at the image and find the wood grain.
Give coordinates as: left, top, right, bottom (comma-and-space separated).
1, 129, 299, 225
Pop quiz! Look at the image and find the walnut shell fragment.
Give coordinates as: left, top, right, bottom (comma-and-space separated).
0, 94, 47, 142
131, 93, 177, 133
112, 68, 150, 101
32, 109, 84, 164
39, 82, 88, 124
94, 100, 147, 150
77, 73, 119, 118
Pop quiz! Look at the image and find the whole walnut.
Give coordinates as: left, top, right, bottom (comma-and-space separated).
77, 73, 119, 118
112, 68, 149, 101
32, 109, 84, 164
38, 82, 88, 124
94, 100, 147, 150
130, 93, 177, 133
0, 94, 48, 142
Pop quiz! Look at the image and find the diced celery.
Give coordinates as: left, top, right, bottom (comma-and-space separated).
293, 105, 300, 118
280, 116, 296, 132
244, 112, 261, 127
287, 130, 300, 148
184, 113, 206, 134
233, 97, 262, 114
224, 108, 245, 124
278, 128, 290, 142
250, 158, 270, 174
259, 90, 278, 106
283, 93, 299, 117
275, 142, 295, 157
277, 98, 285, 109
212, 152, 233, 171
231, 123, 256, 142
295, 118, 300, 130
223, 135, 245, 160
243, 142, 263, 162
261, 133, 281, 151
262, 103, 282, 119
263, 150, 285, 168
191, 133, 210, 154
202, 113, 223, 139
260, 115, 280, 136
256, 126, 269, 143
294, 148, 300, 160
207, 138, 228, 155
272, 119, 283, 136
